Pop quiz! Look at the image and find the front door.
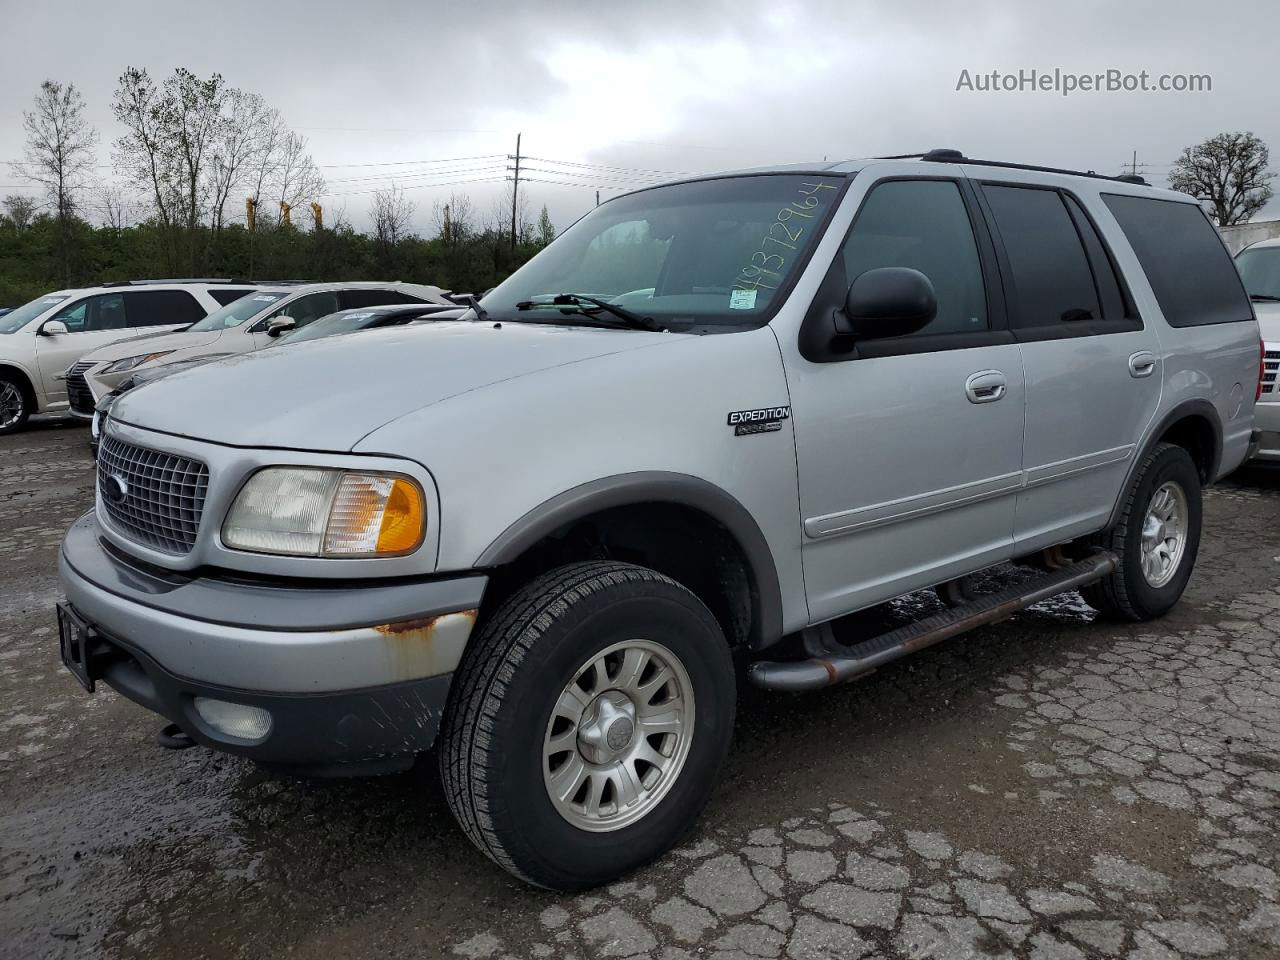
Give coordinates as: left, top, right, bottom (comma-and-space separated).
33, 293, 134, 404
786, 177, 1027, 622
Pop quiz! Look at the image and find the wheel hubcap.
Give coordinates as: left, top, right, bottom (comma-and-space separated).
543, 639, 694, 832
0, 382, 23, 429
1140, 480, 1188, 588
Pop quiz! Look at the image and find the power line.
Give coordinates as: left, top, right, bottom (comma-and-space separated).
317, 154, 504, 169
522, 156, 694, 178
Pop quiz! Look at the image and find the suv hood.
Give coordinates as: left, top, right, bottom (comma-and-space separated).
109, 321, 679, 450
87, 327, 226, 363
1256, 301, 1280, 342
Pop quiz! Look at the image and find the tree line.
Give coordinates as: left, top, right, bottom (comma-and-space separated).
2, 70, 557, 306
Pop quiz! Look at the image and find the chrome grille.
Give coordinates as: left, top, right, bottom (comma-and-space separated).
1263, 346, 1279, 398
65, 360, 95, 416
97, 435, 209, 554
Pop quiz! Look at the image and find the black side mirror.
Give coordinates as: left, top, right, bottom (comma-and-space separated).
833, 267, 937, 341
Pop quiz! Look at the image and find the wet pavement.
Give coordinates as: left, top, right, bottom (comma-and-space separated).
2, 418, 1279, 960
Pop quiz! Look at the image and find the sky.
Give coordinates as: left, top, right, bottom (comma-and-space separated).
2, 0, 1278, 235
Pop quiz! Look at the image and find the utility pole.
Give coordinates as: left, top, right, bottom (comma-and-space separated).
595, 190, 600, 208
509, 132, 522, 252
443, 202, 451, 246
1130, 150, 1138, 177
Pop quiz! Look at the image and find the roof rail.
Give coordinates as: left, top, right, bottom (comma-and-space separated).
882, 149, 1150, 186
98, 278, 262, 287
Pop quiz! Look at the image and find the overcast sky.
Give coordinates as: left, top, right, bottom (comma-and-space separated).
2, 0, 1278, 234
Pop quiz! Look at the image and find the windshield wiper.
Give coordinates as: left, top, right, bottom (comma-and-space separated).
1249, 293, 1280, 302
515, 293, 664, 331
458, 293, 490, 322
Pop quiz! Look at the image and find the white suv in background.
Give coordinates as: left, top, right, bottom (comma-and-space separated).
1235, 237, 1280, 460
0, 280, 261, 435
76, 282, 453, 411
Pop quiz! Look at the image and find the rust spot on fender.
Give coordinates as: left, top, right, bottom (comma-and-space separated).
373, 609, 478, 638
373, 609, 479, 682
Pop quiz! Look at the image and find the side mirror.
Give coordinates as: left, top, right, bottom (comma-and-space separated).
833, 267, 937, 341
266, 317, 296, 338
40, 320, 69, 337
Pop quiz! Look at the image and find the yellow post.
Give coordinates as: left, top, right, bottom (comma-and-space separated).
279, 201, 292, 227
310, 202, 323, 231
245, 197, 257, 233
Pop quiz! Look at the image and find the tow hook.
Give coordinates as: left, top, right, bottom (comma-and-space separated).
156, 723, 197, 750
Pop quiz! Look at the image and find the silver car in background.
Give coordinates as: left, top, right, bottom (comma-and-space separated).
1235, 237, 1280, 460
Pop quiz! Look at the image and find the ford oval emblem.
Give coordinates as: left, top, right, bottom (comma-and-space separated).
103, 474, 128, 504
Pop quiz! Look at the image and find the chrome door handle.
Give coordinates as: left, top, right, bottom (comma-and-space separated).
965, 370, 1007, 404
1128, 351, 1157, 379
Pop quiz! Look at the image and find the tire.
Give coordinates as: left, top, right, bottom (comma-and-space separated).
439, 561, 736, 890
1081, 442, 1202, 621
0, 373, 31, 436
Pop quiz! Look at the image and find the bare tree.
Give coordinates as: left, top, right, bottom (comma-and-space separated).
372, 185, 415, 250
17, 80, 97, 282
207, 89, 270, 233
432, 191, 475, 246
2, 195, 38, 232
1169, 132, 1276, 226
96, 182, 140, 233
112, 67, 182, 266
270, 131, 325, 227
167, 69, 225, 247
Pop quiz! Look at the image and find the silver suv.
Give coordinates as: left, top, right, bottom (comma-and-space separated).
1234, 237, 1280, 459
57, 151, 1260, 890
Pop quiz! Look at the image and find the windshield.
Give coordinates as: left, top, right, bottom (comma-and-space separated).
1236, 245, 1280, 299
187, 291, 287, 331
0, 293, 72, 334
482, 174, 847, 329
280, 310, 385, 344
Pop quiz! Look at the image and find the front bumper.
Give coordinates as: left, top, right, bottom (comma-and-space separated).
58, 511, 487, 772
1253, 403, 1280, 461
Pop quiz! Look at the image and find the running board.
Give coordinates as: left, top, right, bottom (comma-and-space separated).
749, 551, 1118, 692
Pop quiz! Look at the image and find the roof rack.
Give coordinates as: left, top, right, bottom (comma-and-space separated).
878, 149, 1149, 186
98, 278, 314, 287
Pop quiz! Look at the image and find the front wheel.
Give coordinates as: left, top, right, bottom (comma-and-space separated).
1082, 442, 1202, 621
0, 374, 31, 436
439, 561, 735, 890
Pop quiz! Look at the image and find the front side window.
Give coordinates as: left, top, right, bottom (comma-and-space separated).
483, 174, 847, 330
187, 292, 286, 331
0, 294, 70, 334
49, 293, 128, 332
273, 292, 341, 328
837, 179, 988, 336
1235, 245, 1280, 301
982, 185, 1099, 328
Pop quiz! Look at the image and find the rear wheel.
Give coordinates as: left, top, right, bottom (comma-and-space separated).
1082, 443, 1202, 621
0, 374, 31, 436
439, 561, 735, 890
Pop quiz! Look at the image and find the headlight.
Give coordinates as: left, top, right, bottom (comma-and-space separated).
102, 351, 173, 374
222, 467, 425, 558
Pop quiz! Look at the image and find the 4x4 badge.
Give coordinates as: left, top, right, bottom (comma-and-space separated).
727, 406, 790, 436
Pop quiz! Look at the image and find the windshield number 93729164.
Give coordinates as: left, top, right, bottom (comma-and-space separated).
732, 181, 839, 295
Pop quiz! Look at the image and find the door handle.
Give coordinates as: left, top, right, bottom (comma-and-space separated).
1128, 351, 1157, 379
965, 370, 1007, 404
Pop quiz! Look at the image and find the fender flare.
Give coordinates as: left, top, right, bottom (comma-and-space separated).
476, 471, 785, 648
1105, 399, 1222, 529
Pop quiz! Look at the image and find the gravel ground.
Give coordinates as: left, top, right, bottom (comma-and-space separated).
2, 418, 1278, 960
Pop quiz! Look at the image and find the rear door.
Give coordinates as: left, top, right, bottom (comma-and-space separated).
972, 179, 1162, 550
786, 176, 1028, 620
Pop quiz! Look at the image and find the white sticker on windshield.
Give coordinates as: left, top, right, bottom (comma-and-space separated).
252, 294, 281, 302
729, 289, 758, 309
344, 312, 373, 321
42, 296, 69, 304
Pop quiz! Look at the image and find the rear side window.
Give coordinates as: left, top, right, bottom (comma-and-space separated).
209, 288, 257, 306
1102, 194, 1253, 327
124, 290, 207, 327
837, 179, 988, 335
982, 185, 1099, 328
1062, 194, 1133, 323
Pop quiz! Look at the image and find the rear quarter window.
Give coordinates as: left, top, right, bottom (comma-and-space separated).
209, 288, 257, 306
1102, 194, 1253, 327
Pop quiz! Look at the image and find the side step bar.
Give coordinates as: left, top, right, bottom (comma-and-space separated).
749, 551, 1118, 692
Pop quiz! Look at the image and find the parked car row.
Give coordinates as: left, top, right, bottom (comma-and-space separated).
0, 279, 456, 435
48, 150, 1266, 891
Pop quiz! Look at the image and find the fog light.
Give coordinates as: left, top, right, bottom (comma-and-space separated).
193, 697, 273, 740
